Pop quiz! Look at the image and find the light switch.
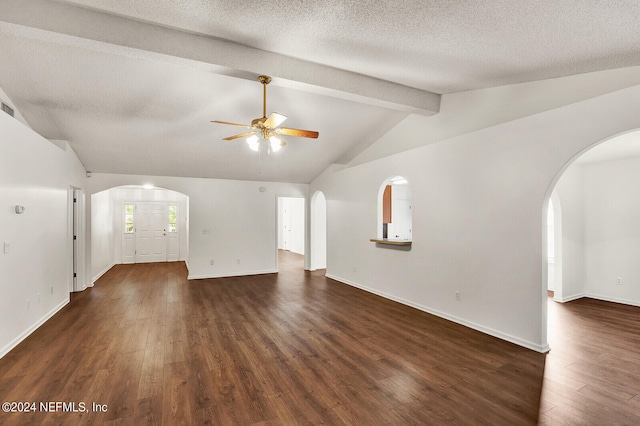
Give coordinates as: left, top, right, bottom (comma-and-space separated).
3, 241, 9, 254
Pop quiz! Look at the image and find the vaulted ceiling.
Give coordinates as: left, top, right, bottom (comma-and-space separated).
1, 0, 639, 182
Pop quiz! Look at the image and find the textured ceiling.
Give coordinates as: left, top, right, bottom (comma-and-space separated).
1, 0, 639, 183
58, 0, 640, 93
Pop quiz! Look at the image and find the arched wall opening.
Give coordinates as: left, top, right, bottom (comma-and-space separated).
543, 128, 640, 343
310, 191, 327, 271
89, 185, 190, 285
376, 176, 412, 241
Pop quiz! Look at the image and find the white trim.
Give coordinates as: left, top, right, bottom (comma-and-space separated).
584, 293, 640, 308
326, 274, 550, 354
0, 298, 70, 359
188, 269, 277, 280
92, 262, 116, 284
553, 293, 585, 303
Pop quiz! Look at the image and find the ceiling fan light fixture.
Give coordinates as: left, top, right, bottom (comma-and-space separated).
269, 135, 282, 152
213, 75, 319, 153
247, 134, 260, 151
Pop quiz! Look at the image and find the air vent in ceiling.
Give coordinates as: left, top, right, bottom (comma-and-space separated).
1, 102, 15, 117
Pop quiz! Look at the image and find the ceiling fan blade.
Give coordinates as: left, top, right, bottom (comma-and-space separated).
223, 131, 257, 141
212, 120, 254, 129
263, 112, 287, 129
276, 127, 319, 138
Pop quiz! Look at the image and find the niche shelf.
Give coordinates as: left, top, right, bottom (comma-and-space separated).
370, 238, 412, 246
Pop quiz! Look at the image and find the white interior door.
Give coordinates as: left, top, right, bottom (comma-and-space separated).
389, 184, 412, 240
282, 200, 292, 251
136, 202, 167, 263
392, 199, 412, 239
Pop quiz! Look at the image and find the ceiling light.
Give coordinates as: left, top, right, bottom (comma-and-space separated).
143, 183, 154, 189
390, 176, 408, 185
246, 134, 284, 153
247, 135, 260, 151
269, 135, 282, 153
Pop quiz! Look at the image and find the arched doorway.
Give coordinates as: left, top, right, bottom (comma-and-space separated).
90, 185, 189, 284
543, 129, 640, 338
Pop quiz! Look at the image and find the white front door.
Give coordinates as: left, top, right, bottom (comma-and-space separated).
135, 202, 167, 263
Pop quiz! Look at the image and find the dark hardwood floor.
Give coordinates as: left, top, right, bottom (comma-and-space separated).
0, 251, 638, 425
540, 295, 640, 424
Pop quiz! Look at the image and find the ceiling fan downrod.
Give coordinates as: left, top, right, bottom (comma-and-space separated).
258, 75, 271, 119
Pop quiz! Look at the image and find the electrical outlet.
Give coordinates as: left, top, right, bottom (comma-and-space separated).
617, 277, 623, 285
50, 285, 54, 295
210, 259, 214, 266
455, 291, 461, 301
3, 241, 9, 254
237, 259, 240, 264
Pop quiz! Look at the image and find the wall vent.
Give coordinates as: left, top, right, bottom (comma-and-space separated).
1, 102, 15, 117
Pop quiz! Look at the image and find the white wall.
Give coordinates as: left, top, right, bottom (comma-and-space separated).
582, 155, 640, 305
90, 189, 115, 282
554, 166, 585, 301
310, 191, 327, 270
0, 108, 86, 358
311, 72, 640, 352
547, 201, 555, 291
84, 174, 307, 280
546, 191, 563, 297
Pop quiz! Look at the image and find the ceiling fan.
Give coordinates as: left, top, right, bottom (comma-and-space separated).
211, 75, 319, 152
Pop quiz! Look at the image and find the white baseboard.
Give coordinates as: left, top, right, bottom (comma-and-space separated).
326, 274, 550, 354
188, 269, 277, 280
92, 262, 116, 284
0, 298, 70, 359
553, 292, 585, 303
584, 293, 640, 308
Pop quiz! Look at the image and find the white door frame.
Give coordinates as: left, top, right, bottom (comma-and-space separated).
122, 201, 136, 264
68, 186, 84, 292
275, 195, 306, 269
